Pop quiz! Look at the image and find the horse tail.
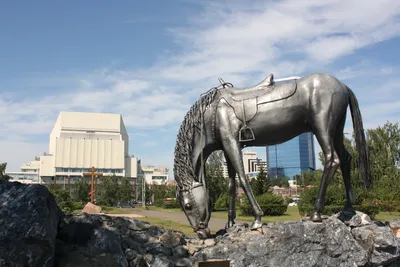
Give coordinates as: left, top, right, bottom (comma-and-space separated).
347, 87, 372, 188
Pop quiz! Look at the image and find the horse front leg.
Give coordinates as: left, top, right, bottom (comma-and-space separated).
222, 140, 263, 229
225, 153, 237, 229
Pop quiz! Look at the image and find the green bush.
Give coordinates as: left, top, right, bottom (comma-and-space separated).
154, 199, 164, 207
239, 193, 287, 216
162, 199, 181, 209
46, 184, 74, 213
214, 193, 229, 211
297, 186, 380, 219
72, 201, 85, 211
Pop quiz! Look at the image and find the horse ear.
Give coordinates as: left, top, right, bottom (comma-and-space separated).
266, 74, 274, 85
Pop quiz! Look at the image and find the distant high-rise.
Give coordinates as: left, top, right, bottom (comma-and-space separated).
266, 132, 316, 179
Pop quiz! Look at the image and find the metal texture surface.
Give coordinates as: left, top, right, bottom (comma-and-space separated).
174, 73, 371, 238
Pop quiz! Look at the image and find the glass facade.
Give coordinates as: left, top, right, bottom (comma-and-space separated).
267, 132, 316, 179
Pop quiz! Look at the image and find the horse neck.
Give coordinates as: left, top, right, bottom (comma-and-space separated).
192, 132, 216, 179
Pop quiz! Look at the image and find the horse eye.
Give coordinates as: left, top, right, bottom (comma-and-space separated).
185, 203, 192, 210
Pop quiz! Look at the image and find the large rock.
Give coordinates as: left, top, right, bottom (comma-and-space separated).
82, 202, 102, 214
2, 182, 399, 267
0, 182, 63, 267
56, 213, 191, 267
192, 213, 400, 267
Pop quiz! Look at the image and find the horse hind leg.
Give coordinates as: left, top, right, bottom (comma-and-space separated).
225, 152, 237, 229
334, 113, 356, 216
312, 126, 341, 222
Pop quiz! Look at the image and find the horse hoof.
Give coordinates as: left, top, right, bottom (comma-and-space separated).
225, 221, 236, 229
251, 220, 262, 230
310, 211, 322, 222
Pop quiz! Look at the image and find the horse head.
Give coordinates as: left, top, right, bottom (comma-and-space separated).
177, 176, 212, 239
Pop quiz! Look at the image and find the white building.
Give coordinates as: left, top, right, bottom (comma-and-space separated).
7, 159, 41, 184
222, 149, 267, 179
8, 111, 140, 185
141, 165, 169, 185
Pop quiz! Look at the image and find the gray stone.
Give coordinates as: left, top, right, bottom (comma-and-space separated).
388, 219, 400, 229
160, 230, 186, 247
147, 225, 165, 237
145, 242, 173, 256
173, 245, 189, 257
192, 214, 400, 267
121, 235, 144, 253
203, 238, 216, 246
129, 255, 147, 267
151, 255, 174, 267
0, 182, 62, 267
127, 219, 151, 231
352, 224, 400, 266
130, 231, 149, 243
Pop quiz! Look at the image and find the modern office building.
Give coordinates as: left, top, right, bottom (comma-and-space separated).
8, 111, 140, 186
266, 132, 316, 179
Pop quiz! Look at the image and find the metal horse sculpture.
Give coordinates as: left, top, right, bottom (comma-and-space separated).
174, 73, 371, 239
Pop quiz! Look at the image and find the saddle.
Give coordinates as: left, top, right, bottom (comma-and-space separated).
218, 74, 298, 142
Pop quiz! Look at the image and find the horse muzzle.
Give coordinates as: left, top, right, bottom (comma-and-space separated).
196, 227, 211, 239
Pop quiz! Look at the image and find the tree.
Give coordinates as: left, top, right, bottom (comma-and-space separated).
151, 183, 176, 202
205, 151, 228, 207
96, 175, 119, 206
47, 184, 74, 213
0, 163, 11, 182
250, 165, 271, 196
137, 180, 153, 203
74, 178, 90, 203
366, 122, 400, 209
118, 177, 133, 202
269, 176, 290, 188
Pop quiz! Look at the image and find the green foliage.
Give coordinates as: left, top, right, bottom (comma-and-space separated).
269, 176, 289, 188
73, 178, 90, 203
214, 193, 230, 211
297, 184, 380, 219
118, 177, 133, 202
47, 184, 74, 213
206, 151, 228, 207
96, 175, 120, 206
72, 201, 85, 210
0, 163, 11, 182
151, 184, 176, 202
162, 199, 181, 209
366, 122, 400, 210
137, 181, 153, 203
239, 193, 287, 216
250, 165, 271, 196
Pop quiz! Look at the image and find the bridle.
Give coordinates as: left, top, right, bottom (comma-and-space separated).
177, 183, 209, 231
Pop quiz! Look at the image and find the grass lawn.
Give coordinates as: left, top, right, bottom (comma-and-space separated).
145, 205, 400, 222
375, 211, 400, 222
136, 217, 195, 236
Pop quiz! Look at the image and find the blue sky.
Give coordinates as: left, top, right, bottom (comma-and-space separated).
1, 0, 399, 174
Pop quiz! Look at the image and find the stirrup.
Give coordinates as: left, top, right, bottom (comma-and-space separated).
239, 126, 255, 142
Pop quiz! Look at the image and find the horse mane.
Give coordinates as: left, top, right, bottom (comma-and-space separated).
173, 88, 220, 190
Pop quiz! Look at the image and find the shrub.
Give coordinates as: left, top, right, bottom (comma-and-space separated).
154, 199, 164, 207
162, 199, 181, 209
214, 193, 229, 211
72, 201, 85, 211
297, 186, 380, 219
46, 184, 74, 213
239, 193, 287, 216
